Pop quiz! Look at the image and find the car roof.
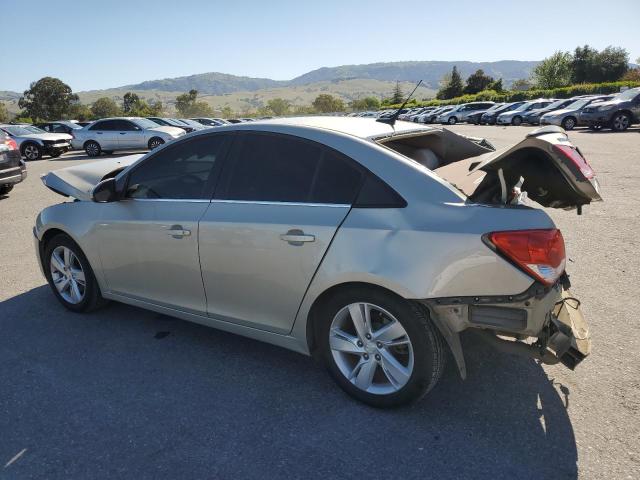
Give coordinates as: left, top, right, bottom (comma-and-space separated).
244, 116, 435, 140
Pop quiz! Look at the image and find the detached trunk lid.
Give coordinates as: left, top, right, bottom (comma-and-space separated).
41, 154, 143, 200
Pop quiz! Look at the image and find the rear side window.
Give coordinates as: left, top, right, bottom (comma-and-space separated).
217, 133, 364, 204
126, 135, 230, 200
90, 120, 116, 131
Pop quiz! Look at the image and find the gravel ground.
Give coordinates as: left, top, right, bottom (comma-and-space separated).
1, 125, 638, 479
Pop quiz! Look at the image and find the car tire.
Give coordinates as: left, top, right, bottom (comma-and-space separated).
43, 233, 108, 313
561, 117, 577, 131
21, 142, 42, 161
448, 117, 457, 125
0, 184, 14, 195
316, 286, 445, 408
611, 112, 631, 132
84, 141, 101, 157
511, 116, 522, 126
148, 137, 165, 150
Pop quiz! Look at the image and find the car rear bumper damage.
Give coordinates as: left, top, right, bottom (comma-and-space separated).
420, 276, 591, 378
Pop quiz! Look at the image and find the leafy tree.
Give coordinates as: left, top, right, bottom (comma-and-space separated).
464, 69, 494, 94
350, 96, 381, 111
511, 78, 532, 91
18, 77, 78, 121
622, 68, 640, 82
391, 82, 404, 104
594, 46, 628, 82
265, 98, 291, 116
0, 102, 9, 122
91, 97, 121, 118
571, 45, 598, 83
293, 105, 316, 115
175, 89, 213, 116
67, 102, 92, 121
487, 78, 504, 92
122, 92, 141, 113
312, 94, 345, 113
532, 51, 572, 89
436, 66, 464, 99
221, 106, 234, 118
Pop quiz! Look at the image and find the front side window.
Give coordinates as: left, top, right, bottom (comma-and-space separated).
90, 120, 116, 131
126, 135, 230, 200
217, 133, 363, 204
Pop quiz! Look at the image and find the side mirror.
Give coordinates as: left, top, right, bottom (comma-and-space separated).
92, 178, 119, 203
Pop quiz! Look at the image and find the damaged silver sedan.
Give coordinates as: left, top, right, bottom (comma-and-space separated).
34, 117, 598, 407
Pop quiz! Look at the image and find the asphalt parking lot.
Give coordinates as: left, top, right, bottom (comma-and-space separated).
1, 125, 639, 480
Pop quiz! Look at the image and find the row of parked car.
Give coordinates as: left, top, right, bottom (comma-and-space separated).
0, 116, 265, 161
376, 86, 640, 132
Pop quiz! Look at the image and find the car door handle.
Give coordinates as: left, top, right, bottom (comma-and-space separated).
119, 132, 126, 135
167, 226, 191, 238
280, 229, 315, 245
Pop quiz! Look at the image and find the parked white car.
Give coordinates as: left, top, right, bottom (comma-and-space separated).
0, 124, 72, 160
71, 117, 185, 157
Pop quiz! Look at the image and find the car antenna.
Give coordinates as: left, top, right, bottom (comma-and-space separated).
377, 80, 423, 127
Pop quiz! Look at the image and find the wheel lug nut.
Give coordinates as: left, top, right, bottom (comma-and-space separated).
365, 333, 372, 340
357, 340, 363, 347
376, 342, 382, 348
375, 354, 381, 361
363, 354, 369, 360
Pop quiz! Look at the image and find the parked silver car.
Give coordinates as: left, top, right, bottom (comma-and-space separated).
0, 124, 72, 160
36, 117, 598, 407
496, 99, 553, 126
540, 95, 614, 130
71, 117, 185, 157
438, 102, 495, 124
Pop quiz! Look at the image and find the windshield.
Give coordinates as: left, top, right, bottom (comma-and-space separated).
615, 88, 640, 101
133, 118, 162, 129
3, 126, 38, 135
484, 103, 504, 112
512, 103, 531, 112
545, 99, 570, 109
25, 126, 47, 133
565, 98, 592, 110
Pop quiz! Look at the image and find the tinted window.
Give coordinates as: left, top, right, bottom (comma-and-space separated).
90, 120, 117, 131
218, 133, 363, 204
126, 135, 229, 200
113, 120, 138, 131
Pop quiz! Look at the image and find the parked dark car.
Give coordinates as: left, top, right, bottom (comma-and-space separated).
579, 87, 640, 131
36, 121, 83, 136
0, 130, 27, 196
522, 98, 581, 125
481, 102, 526, 125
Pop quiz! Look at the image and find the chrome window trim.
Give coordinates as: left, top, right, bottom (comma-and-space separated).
124, 198, 211, 203
210, 199, 350, 208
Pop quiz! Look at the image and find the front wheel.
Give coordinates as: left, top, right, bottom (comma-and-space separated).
43, 234, 108, 312
611, 112, 631, 132
22, 143, 42, 161
84, 141, 101, 157
0, 184, 14, 196
148, 137, 165, 150
317, 287, 445, 408
447, 116, 457, 125
511, 116, 522, 126
561, 117, 577, 131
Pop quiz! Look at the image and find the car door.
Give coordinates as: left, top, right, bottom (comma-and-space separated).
96, 134, 232, 313
114, 120, 146, 149
89, 120, 118, 149
199, 132, 365, 334
631, 92, 640, 121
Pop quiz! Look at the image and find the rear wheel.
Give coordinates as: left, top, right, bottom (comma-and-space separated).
84, 141, 101, 157
43, 234, 108, 312
317, 287, 445, 408
511, 116, 522, 126
561, 116, 577, 131
22, 142, 42, 161
448, 116, 457, 125
0, 184, 14, 195
611, 112, 631, 132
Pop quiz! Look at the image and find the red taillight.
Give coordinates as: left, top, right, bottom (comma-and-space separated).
487, 229, 566, 286
4, 138, 18, 150
554, 144, 595, 180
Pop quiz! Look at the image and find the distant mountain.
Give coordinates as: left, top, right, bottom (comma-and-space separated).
289, 61, 540, 88
121, 72, 285, 95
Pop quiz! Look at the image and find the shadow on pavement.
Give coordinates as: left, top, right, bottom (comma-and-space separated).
0, 286, 577, 479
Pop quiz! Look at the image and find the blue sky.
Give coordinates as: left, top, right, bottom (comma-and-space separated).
3, 0, 639, 92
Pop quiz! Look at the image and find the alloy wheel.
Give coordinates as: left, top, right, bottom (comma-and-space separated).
329, 302, 414, 395
86, 143, 99, 156
24, 144, 39, 160
149, 138, 164, 149
613, 114, 630, 131
50, 246, 86, 304
563, 117, 576, 130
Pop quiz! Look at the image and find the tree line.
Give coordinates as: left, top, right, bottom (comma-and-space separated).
433, 45, 637, 101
